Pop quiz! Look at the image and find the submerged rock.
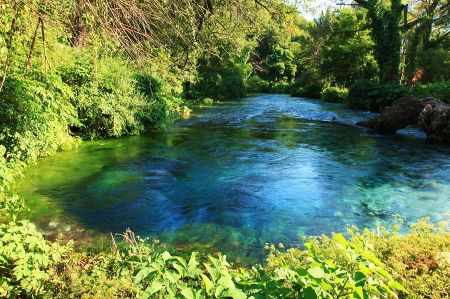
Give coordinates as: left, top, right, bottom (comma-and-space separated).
357, 97, 450, 143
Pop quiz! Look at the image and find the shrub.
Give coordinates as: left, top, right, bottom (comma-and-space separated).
320, 85, 349, 103
3, 218, 449, 298
414, 81, 450, 103
188, 55, 252, 100
291, 83, 323, 99
61, 57, 148, 139
0, 74, 80, 164
0, 227, 411, 299
346, 80, 412, 112
201, 98, 214, 106
246, 75, 270, 93
269, 81, 291, 93
345, 79, 378, 110
268, 218, 450, 299
0, 220, 67, 298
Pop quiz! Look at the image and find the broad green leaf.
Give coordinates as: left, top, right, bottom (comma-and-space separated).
304, 286, 318, 299
361, 251, 383, 267
179, 284, 195, 299
134, 268, 153, 284
144, 281, 165, 297
165, 270, 181, 284
201, 274, 214, 295
161, 251, 172, 261
307, 267, 325, 279
354, 271, 366, 287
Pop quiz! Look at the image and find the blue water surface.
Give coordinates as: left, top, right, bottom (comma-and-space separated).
19, 94, 450, 262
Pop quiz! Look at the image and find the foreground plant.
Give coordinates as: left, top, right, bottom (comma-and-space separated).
2, 220, 429, 298
0, 220, 67, 297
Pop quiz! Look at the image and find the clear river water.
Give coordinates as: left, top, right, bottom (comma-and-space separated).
18, 94, 450, 263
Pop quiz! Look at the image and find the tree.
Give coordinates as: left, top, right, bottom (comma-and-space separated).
351, 0, 405, 84
320, 8, 377, 86
402, 0, 450, 83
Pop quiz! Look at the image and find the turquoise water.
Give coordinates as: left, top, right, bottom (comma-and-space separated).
18, 94, 450, 262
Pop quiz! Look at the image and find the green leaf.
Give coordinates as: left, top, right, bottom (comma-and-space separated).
144, 281, 165, 297
354, 271, 366, 287
304, 286, 318, 299
179, 284, 195, 299
388, 281, 407, 293
307, 267, 325, 279
361, 251, 383, 268
161, 251, 172, 261
354, 286, 365, 299
165, 270, 181, 284
201, 274, 214, 295
334, 233, 348, 246
134, 268, 152, 284
296, 268, 308, 277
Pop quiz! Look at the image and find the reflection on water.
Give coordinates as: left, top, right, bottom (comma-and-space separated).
18, 94, 450, 263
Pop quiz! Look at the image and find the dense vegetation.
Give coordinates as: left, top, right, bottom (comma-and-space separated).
1, 0, 449, 298
1, 217, 449, 298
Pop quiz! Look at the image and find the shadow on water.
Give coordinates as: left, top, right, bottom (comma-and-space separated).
17, 94, 450, 264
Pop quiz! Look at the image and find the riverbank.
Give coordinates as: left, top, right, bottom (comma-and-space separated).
1, 216, 449, 298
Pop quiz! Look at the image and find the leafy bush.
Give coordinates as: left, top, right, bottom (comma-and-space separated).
188, 54, 252, 100
0, 220, 67, 298
246, 75, 270, 93
244, 234, 407, 298
0, 74, 80, 164
346, 80, 450, 112
268, 81, 291, 94
2, 217, 449, 298
0, 228, 410, 299
414, 81, 450, 103
268, 218, 450, 299
320, 86, 349, 103
346, 80, 412, 112
201, 98, 214, 106
291, 83, 323, 99
60, 57, 147, 139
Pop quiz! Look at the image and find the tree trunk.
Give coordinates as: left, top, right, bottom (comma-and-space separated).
70, 0, 89, 47
364, 0, 403, 84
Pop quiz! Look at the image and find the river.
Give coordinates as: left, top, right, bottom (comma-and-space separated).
18, 94, 450, 263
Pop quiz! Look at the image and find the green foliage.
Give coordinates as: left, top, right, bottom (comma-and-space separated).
414, 81, 450, 103
200, 98, 214, 106
348, 218, 450, 299
60, 56, 147, 139
346, 80, 411, 112
251, 234, 407, 299
2, 214, 449, 299
268, 218, 450, 299
0, 73, 80, 164
0, 220, 67, 298
189, 53, 252, 100
320, 86, 349, 103
320, 9, 378, 86
246, 75, 270, 93
345, 80, 450, 112
292, 83, 323, 99
252, 26, 298, 84
3, 222, 435, 298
